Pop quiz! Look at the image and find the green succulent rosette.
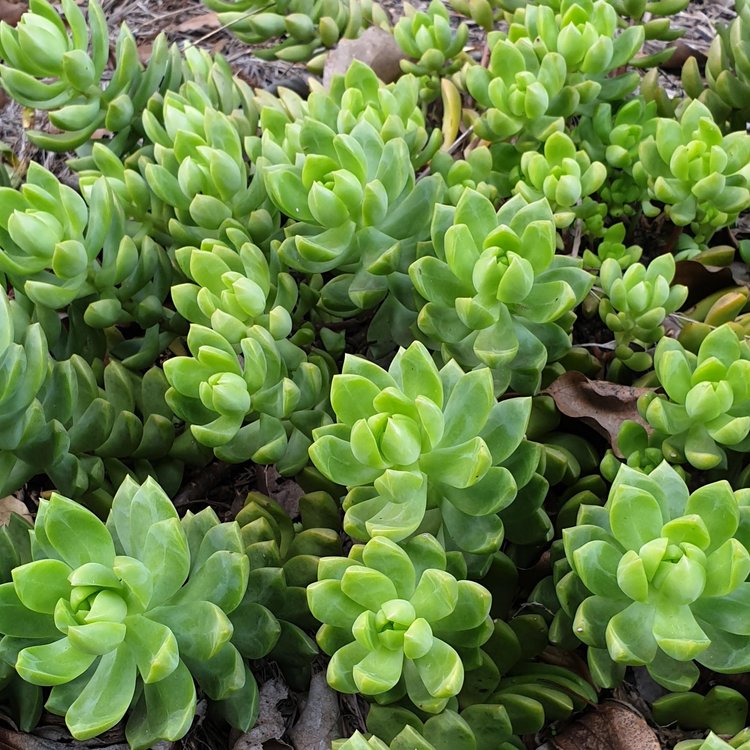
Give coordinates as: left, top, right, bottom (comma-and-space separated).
515, 131, 607, 229
409, 189, 593, 394
394, 0, 469, 101
308, 534, 492, 712
631, 324, 750, 470
598, 252, 688, 372
634, 99, 750, 244
575, 98, 656, 219
347, 703, 516, 750
0, 477, 252, 747
675, 729, 750, 750
258, 115, 444, 314
560, 460, 750, 691
309, 341, 532, 555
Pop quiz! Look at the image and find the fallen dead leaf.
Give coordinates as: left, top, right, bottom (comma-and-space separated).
323, 27, 405, 87
0, 495, 31, 526
289, 671, 342, 750
674, 260, 737, 307
544, 371, 653, 457
0, 0, 26, 26
176, 12, 221, 32
233, 678, 290, 750
661, 42, 708, 71
546, 701, 660, 750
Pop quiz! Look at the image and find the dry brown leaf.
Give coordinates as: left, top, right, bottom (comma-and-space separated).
544, 371, 653, 457
0, 495, 31, 526
323, 27, 404, 87
661, 41, 707, 71
0, 0, 26, 26
233, 678, 290, 750
548, 701, 660, 750
674, 260, 736, 307
289, 672, 342, 750
176, 12, 221, 32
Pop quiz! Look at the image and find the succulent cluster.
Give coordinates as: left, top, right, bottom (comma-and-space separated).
3, 0, 750, 746
560, 462, 750, 691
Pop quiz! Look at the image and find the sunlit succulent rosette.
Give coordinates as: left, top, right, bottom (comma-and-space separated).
171, 227, 298, 348
409, 190, 593, 394
200, 0, 389, 69
165, 323, 332, 475
0, 477, 254, 747
609, 0, 690, 43
308, 534, 492, 712
675, 729, 750, 750
632, 324, 750, 470
252, 62, 441, 172
0, 0, 184, 152
634, 100, 750, 245
581, 223, 642, 270
559, 461, 750, 691
466, 43, 585, 145
598, 253, 688, 373
429, 147, 503, 207
258, 119, 444, 315
309, 341, 532, 556
504, 0, 644, 88
79, 89, 267, 250
514, 131, 607, 230
394, 0, 469, 102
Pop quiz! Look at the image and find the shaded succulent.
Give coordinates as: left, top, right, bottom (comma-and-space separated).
575, 98, 657, 218
652, 685, 748, 736
632, 324, 750, 470
582, 222, 642, 270
634, 99, 750, 244
360, 704, 517, 750
309, 341, 532, 555
410, 189, 593, 394
0, 477, 252, 747
560, 461, 750, 691
598, 253, 688, 372
308, 534, 492, 712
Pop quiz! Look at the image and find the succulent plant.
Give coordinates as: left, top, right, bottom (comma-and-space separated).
598, 253, 688, 371
575, 98, 657, 218
631, 324, 750, 470
307, 533, 493, 712
0, 0, 183, 152
309, 341, 532, 555
164, 321, 332, 475
652, 685, 748, 736
361, 704, 517, 750
635, 99, 750, 244
410, 189, 593, 394
514, 131, 607, 229
0, 477, 253, 747
560, 461, 750, 691
582, 222, 642, 270
675, 729, 750, 750
394, 0, 469, 102
200, 0, 389, 69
